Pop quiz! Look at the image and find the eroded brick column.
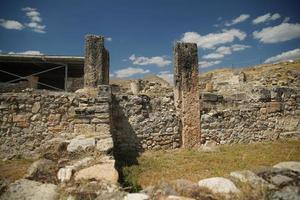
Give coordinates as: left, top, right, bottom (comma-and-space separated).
173, 42, 201, 148
84, 35, 109, 88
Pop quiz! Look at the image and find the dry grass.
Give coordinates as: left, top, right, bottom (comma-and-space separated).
0, 159, 33, 182
123, 140, 300, 188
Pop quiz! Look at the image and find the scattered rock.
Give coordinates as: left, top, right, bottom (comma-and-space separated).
199, 141, 219, 153
74, 162, 118, 183
57, 167, 73, 182
273, 161, 300, 173
198, 177, 240, 194
270, 174, 293, 186
124, 193, 149, 200
230, 170, 271, 189
0, 179, 58, 200
267, 186, 300, 200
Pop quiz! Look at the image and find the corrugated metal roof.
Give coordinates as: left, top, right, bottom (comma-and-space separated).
0, 54, 84, 65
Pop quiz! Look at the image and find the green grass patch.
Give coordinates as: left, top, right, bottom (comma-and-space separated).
123, 140, 300, 188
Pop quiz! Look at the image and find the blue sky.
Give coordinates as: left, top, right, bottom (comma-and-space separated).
0, 0, 300, 82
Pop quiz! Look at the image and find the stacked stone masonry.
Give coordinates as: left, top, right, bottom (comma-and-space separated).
112, 93, 180, 152
0, 85, 113, 159
0, 85, 299, 158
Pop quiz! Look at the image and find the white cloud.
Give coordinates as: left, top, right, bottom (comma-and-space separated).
230, 44, 251, 51
203, 53, 224, 59
181, 29, 246, 49
22, 7, 46, 33
253, 23, 300, 43
8, 50, 43, 55
252, 13, 281, 24
114, 67, 150, 78
203, 44, 250, 61
215, 46, 232, 55
0, 19, 24, 30
198, 60, 221, 68
264, 48, 300, 63
26, 22, 46, 33
157, 71, 173, 84
283, 17, 290, 23
106, 37, 112, 41
225, 14, 250, 26
129, 54, 171, 67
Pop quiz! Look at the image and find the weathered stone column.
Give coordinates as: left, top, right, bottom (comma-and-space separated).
84, 35, 109, 88
173, 42, 201, 148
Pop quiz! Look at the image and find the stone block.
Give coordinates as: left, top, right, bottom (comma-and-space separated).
95, 112, 110, 119
93, 104, 110, 113
74, 124, 95, 135
31, 102, 41, 113
67, 137, 96, 152
92, 117, 110, 123
74, 162, 118, 183
98, 85, 112, 99
266, 102, 282, 113
48, 114, 61, 126
260, 108, 267, 114
13, 114, 28, 122
96, 124, 110, 133
96, 137, 113, 152
201, 92, 218, 102
74, 118, 90, 124
57, 167, 73, 182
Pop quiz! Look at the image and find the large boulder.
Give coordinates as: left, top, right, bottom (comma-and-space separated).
0, 179, 58, 200
230, 170, 271, 189
198, 177, 240, 194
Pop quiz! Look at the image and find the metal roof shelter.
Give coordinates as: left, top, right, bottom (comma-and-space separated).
0, 54, 84, 91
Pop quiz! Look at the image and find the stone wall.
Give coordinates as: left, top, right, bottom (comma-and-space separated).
112, 93, 180, 153
200, 86, 300, 144
0, 86, 113, 159
111, 83, 299, 153
0, 84, 299, 159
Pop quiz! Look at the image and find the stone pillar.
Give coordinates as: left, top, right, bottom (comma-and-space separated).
84, 35, 109, 88
173, 42, 201, 148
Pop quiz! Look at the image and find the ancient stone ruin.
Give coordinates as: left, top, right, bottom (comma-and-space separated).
84, 35, 109, 87
174, 42, 201, 148
0, 34, 299, 199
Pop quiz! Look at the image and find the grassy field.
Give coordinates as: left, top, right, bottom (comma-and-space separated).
123, 140, 300, 189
